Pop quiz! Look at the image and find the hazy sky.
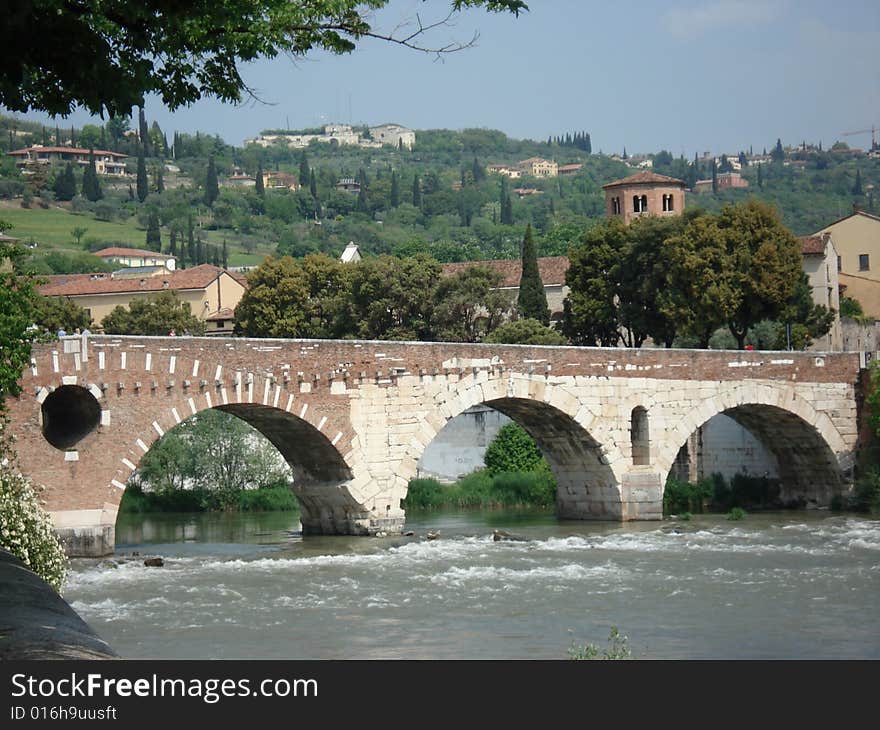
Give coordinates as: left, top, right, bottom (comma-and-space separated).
10, 0, 880, 156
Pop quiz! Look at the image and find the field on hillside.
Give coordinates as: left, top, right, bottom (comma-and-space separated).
0, 201, 265, 267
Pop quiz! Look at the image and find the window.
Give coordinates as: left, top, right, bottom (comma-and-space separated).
860, 254, 870, 271
611, 196, 621, 215
633, 195, 642, 212
662, 194, 674, 212
631, 407, 650, 466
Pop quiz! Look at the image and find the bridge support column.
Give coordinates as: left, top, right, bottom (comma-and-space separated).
619, 469, 663, 521
51, 508, 117, 558
292, 480, 405, 536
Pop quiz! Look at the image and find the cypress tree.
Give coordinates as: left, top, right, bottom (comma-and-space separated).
196, 236, 205, 265
390, 170, 400, 207
138, 107, 151, 157
83, 149, 102, 201
499, 177, 513, 225
222, 239, 229, 269
585, 132, 592, 154
757, 162, 763, 190
711, 159, 718, 194
853, 169, 863, 196
204, 156, 219, 207
55, 125, 61, 146
168, 228, 178, 258
771, 138, 784, 163
145, 209, 161, 252
299, 152, 309, 186
136, 146, 148, 202
517, 224, 550, 325
255, 163, 265, 196
356, 184, 368, 213
187, 214, 196, 265
412, 173, 421, 207
53, 162, 76, 201
69, 125, 76, 146
156, 164, 165, 194
309, 169, 317, 198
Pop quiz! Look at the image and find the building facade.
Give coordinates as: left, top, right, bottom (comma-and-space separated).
8, 145, 128, 175
800, 234, 843, 351
93, 247, 176, 271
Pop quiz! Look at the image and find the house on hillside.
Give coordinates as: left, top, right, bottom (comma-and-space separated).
7, 145, 128, 175
94, 247, 176, 271
518, 157, 558, 178
38, 264, 246, 332
603, 171, 687, 224
335, 178, 361, 194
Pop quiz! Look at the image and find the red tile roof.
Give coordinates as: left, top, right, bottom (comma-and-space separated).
441, 256, 569, 288
800, 234, 830, 256
602, 171, 686, 188
94, 247, 174, 259
38, 265, 238, 297
205, 307, 235, 321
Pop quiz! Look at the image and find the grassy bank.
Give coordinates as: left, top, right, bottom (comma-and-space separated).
120, 483, 299, 514
404, 469, 556, 510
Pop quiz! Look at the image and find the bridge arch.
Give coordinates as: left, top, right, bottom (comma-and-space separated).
656, 384, 851, 507
401, 373, 626, 519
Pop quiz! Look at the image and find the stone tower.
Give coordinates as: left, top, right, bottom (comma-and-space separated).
603, 171, 687, 225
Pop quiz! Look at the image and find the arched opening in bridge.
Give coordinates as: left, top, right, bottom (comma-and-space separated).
416, 400, 620, 519
41, 385, 101, 449
118, 405, 356, 544
666, 406, 843, 511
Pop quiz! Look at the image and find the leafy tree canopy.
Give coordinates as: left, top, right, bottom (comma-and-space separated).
483, 318, 566, 345
1, 1, 526, 117
102, 290, 205, 335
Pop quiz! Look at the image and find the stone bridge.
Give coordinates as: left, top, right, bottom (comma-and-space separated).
5, 335, 866, 556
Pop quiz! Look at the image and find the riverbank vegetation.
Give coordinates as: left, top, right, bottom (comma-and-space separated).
124, 409, 295, 513
663, 473, 782, 515
404, 423, 556, 510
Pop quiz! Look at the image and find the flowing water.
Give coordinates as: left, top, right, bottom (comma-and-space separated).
65, 509, 880, 659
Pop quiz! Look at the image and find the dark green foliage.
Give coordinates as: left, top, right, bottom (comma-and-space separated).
255, 163, 265, 195
412, 173, 421, 207
102, 290, 205, 335
772, 138, 785, 163
0, 231, 39, 406
516, 223, 550, 324
138, 107, 151, 158
204, 155, 219, 207
120, 482, 297, 514
145, 208, 161, 251
299, 152, 310, 187
403, 470, 555, 510
663, 473, 782, 515
484, 423, 546, 476
155, 164, 164, 193
52, 163, 76, 201
136, 147, 148, 202
81, 149, 102, 201
853, 168, 863, 196
483, 318, 567, 345
390, 169, 400, 207
32, 295, 92, 333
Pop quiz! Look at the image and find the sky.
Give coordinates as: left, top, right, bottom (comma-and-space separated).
9, 0, 880, 157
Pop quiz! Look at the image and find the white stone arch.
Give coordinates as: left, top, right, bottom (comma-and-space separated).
397, 371, 627, 519
656, 382, 851, 506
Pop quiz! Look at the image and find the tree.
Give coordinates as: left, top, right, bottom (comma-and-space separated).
299, 152, 310, 187
499, 176, 513, 225
31, 295, 93, 334
411, 173, 422, 208
433, 265, 510, 342
145, 209, 162, 252
155, 164, 165, 194
484, 318, 567, 345
234, 256, 313, 338
102, 291, 205, 335
0, 227, 39, 406
390, 169, 400, 208
222, 240, 229, 269
136, 147, 148, 203
138, 107, 151, 158
711, 159, 718, 194
484, 423, 546, 476
771, 138, 785, 163
187, 214, 196, 266
52, 163, 76, 201
757, 163, 763, 190
255, 163, 265, 196
205, 156, 219, 207
168, 229, 178, 258
81, 149, 102, 201
517, 224, 549, 324
853, 169, 863, 196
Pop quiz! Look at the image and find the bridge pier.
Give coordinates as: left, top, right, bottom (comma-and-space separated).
293, 480, 405, 536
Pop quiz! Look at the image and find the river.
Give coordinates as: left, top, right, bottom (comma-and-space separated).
64, 509, 880, 659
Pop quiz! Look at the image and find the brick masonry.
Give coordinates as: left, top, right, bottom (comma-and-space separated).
6, 335, 865, 555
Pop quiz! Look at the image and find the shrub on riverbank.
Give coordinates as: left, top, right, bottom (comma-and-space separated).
0, 459, 67, 593
664, 473, 781, 515
404, 468, 556, 510
849, 467, 880, 514
120, 482, 299, 514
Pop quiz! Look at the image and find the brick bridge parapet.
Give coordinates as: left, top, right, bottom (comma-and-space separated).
6, 335, 864, 555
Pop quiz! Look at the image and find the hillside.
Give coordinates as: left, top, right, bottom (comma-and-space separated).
1, 113, 877, 274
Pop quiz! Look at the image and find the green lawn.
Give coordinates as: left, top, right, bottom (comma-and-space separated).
0, 204, 145, 250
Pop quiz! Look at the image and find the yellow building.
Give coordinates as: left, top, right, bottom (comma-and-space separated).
518, 157, 558, 178
38, 264, 247, 333
817, 209, 880, 281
